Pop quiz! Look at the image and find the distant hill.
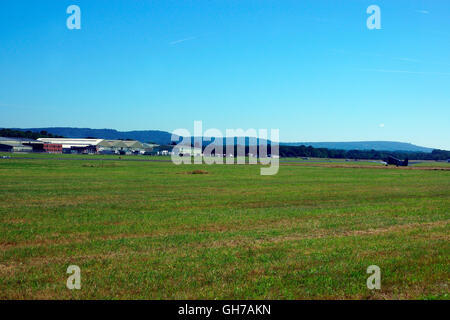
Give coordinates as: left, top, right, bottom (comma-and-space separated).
281, 141, 433, 153
14, 127, 176, 145
9, 128, 436, 152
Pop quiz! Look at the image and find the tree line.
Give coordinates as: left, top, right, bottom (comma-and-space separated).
279, 145, 450, 161
0, 129, 64, 139
192, 143, 449, 161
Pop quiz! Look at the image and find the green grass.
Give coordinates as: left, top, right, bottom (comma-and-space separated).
410, 161, 450, 168
0, 154, 449, 299
0, 151, 171, 161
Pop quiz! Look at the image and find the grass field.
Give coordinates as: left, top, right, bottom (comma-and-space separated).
0, 153, 449, 299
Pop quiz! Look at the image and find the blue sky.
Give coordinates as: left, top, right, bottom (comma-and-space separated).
0, 0, 449, 149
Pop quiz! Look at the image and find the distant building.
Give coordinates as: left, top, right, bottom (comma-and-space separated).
97, 140, 129, 154
123, 140, 143, 150
37, 138, 158, 155
0, 137, 66, 153
0, 143, 13, 152
0, 137, 37, 152
140, 143, 158, 155
38, 138, 104, 154
98, 140, 158, 154
0, 142, 33, 152
43, 143, 62, 154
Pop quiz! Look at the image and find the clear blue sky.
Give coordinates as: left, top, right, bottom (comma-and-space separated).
1, 0, 449, 149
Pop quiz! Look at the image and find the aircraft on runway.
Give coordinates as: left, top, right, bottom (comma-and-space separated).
385, 156, 409, 167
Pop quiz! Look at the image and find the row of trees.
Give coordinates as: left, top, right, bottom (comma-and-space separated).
279, 145, 450, 161
0, 129, 64, 139
189, 143, 449, 161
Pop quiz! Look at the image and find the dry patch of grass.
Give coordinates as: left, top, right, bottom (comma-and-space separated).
179, 169, 209, 175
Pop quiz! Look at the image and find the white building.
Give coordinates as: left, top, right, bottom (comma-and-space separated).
37, 138, 103, 153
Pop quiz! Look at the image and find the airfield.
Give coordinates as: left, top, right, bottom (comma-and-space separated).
0, 153, 449, 299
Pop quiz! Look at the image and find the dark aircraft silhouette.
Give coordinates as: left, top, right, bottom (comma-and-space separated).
385, 156, 409, 167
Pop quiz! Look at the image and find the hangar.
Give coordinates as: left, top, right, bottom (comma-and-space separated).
37, 138, 103, 154
0, 137, 40, 152
0, 137, 159, 155
37, 138, 158, 155
97, 140, 128, 154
